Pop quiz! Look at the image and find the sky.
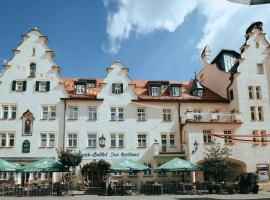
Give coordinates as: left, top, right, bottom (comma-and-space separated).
0, 0, 270, 81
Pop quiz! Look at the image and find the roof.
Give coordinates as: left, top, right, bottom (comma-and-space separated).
61, 78, 227, 103
246, 21, 263, 34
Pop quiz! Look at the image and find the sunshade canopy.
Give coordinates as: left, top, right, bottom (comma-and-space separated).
17, 158, 68, 172
0, 159, 19, 172
110, 158, 149, 172
156, 158, 203, 172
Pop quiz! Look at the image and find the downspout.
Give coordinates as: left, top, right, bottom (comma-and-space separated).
63, 99, 66, 151
178, 101, 183, 154
226, 73, 235, 100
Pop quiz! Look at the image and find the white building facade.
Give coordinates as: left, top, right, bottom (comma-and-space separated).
1, 21, 270, 184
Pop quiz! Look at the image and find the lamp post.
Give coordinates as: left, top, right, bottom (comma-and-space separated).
192, 141, 199, 154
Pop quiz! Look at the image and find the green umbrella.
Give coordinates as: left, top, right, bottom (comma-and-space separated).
110, 158, 149, 172
156, 157, 203, 172
17, 158, 68, 173
0, 159, 19, 172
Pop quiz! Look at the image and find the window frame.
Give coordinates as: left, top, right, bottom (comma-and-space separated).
68, 106, 78, 120
76, 85, 86, 94
163, 109, 172, 122
88, 107, 97, 121
203, 130, 213, 144
137, 107, 146, 121
151, 87, 161, 96
87, 133, 97, 148
67, 133, 78, 148
137, 133, 147, 148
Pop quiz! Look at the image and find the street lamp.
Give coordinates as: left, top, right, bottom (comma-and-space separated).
192, 141, 199, 154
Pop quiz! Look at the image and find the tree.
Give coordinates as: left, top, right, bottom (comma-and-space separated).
202, 142, 232, 181
58, 150, 82, 171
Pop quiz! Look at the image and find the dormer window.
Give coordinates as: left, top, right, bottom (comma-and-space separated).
29, 63, 36, 78
87, 83, 96, 88
171, 87, 181, 96
190, 73, 204, 97
151, 87, 161, 96
112, 83, 123, 94
76, 85, 85, 94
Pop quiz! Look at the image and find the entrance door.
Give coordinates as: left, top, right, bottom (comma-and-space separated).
87, 170, 100, 187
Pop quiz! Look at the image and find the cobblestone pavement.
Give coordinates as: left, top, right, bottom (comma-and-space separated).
1, 192, 270, 200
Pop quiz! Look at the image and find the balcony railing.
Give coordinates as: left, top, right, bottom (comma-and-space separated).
184, 112, 241, 123
158, 144, 186, 155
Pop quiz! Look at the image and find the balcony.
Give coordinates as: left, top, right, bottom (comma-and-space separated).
184, 112, 241, 124
157, 144, 186, 156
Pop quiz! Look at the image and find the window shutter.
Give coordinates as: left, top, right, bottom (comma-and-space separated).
23, 81, 27, 91
120, 83, 123, 93
35, 81, 40, 91
46, 81, 50, 91
12, 81, 16, 91
112, 83, 116, 93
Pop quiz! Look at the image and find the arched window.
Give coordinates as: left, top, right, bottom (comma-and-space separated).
22, 140, 30, 153
29, 63, 36, 78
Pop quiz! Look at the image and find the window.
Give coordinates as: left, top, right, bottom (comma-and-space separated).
257, 64, 264, 74
197, 90, 204, 97
110, 107, 124, 121
40, 133, 47, 147
0, 134, 6, 147
3, 106, 8, 119
87, 83, 96, 88
68, 107, 78, 120
229, 90, 234, 100
11, 106, 16, 119
137, 108, 146, 121
67, 133, 77, 148
41, 106, 56, 120
143, 163, 152, 176
110, 133, 124, 148
88, 133, 97, 147
163, 109, 172, 121
35, 81, 50, 92
224, 130, 233, 144
88, 107, 97, 120
250, 106, 256, 121
0, 132, 15, 147
161, 134, 167, 152
248, 86, 254, 99
0, 172, 7, 180
110, 134, 116, 148
48, 134, 55, 147
112, 83, 123, 94
258, 106, 264, 121
169, 134, 175, 148
76, 85, 85, 94
252, 130, 259, 144
110, 108, 116, 121
151, 87, 160, 96
203, 130, 212, 144
29, 63, 36, 77
13, 81, 26, 91
261, 130, 267, 145
255, 86, 261, 99
118, 134, 124, 148
40, 133, 55, 148
0, 105, 16, 120
172, 87, 181, 96
138, 134, 147, 147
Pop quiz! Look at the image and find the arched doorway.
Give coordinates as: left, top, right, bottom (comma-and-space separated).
197, 158, 247, 181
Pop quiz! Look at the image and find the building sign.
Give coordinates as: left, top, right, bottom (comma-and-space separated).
257, 164, 269, 181
82, 151, 141, 159
22, 140, 30, 153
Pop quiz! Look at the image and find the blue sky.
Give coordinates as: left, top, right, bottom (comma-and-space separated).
0, 0, 270, 81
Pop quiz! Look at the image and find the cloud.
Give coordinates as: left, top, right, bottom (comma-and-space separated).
104, 0, 270, 56
104, 0, 197, 54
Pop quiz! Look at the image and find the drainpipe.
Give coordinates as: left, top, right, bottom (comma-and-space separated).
178, 101, 183, 154
226, 73, 235, 100
63, 99, 66, 151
